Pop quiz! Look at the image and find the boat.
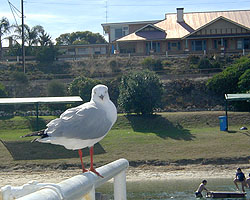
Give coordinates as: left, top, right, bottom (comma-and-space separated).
206, 191, 246, 198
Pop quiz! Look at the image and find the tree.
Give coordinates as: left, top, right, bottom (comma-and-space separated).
68, 76, 100, 102
34, 25, 52, 46
0, 17, 11, 60
141, 57, 163, 71
47, 80, 67, 111
11, 71, 29, 97
47, 80, 66, 97
238, 69, 250, 92
207, 56, 250, 95
35, 45, 59, 63
118, 70, 163, 115
0, 83, 7, 97
14, 24, 52, 46
55, 31, 107, 45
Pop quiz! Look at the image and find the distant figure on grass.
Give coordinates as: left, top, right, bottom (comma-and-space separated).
233, 168, 246, 192
246, 173, 250, 188
195, 180, 210, 198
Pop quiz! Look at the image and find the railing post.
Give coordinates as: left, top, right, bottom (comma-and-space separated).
114, 170, 127, 200
83, 186, 95, 200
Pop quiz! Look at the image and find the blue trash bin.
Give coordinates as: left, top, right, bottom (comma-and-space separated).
219, 116, 228, 131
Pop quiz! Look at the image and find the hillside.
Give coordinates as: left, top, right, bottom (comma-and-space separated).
0, 55, 241, 111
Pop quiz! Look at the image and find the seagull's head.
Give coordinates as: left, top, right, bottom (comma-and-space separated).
91, 84, 110, 103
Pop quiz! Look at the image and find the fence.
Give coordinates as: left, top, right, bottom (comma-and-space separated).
0, 158, 129, 200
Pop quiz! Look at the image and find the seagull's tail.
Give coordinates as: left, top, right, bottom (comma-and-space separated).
21, 129, 48, 142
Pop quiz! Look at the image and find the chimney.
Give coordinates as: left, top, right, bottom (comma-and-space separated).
177, 8, 184, 22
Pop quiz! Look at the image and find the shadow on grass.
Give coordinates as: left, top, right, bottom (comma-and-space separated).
0, 116, 14, 120
0, 140, 105, 160
227, 130, 237, 133
242, 131, 250, 137
125, 114, 195, 140
25, 117, 47, 131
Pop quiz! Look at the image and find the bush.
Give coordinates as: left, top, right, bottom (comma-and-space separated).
47, 80, 67, 111
11, 71, 28, 84
47, 80, 66, 97
0, 83, 7, 97
68, 76, 100, 102
238, 69, 250, 92
161, 60, 172, 67
187, 55, 200, 65
207, 56, 250, 95
35, 45, 59, 63
118, 70, 163, 115
197, 58, 213, 69
141, 57, 163, 71
109, 59, 121, 73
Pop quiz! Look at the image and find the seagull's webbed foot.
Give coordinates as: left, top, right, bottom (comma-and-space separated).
81, 168, 88, 173
89, 167, 104, 178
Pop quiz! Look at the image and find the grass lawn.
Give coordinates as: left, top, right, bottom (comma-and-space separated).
0, 111, 249, 169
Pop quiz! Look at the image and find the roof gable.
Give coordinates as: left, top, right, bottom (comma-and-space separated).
184, 16, 250, 38
134, 24, 166, 40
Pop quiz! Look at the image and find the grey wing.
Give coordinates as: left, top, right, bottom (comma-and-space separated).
46, 106, 113, 140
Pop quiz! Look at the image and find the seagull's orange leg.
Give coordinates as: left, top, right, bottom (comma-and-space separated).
89, 146, 103, 178
78, 149, 88, 173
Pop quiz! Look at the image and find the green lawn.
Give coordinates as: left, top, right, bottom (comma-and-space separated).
0, 111, 249, 168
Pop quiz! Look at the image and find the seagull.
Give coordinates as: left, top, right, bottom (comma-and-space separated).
22, 84, 117, 177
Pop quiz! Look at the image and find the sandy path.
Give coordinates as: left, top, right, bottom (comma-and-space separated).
1, 163, 249, 188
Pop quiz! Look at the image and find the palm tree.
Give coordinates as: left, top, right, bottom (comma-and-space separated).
0, 17, 11, 60
14, 24, 39, 46
14, 24, 52, 46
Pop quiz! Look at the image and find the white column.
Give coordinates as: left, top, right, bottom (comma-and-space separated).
114, 170, 127, 200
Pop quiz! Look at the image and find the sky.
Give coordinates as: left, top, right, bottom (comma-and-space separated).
1, 0, 250, 46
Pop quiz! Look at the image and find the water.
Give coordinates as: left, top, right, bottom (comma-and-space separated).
96, 178, 250, 200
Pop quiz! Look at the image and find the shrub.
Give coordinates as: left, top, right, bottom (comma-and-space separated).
207, 56, 250, 95
238, 69, 250, 92
141, 57, 163, 71
109, 59, 121, 73
11, 71, 28, 84
47, 80, 66, 97
35, 45, 59, 63
68, 76, 100, 102
0, 83, 7, 97
118, 70, 163, 115
187, 55, 200, 65
197, 58, 213, 69
47, 80, 67, 111
161, 60, 172, 67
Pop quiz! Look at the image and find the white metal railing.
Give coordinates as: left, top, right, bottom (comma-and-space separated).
0, 158, 129, 200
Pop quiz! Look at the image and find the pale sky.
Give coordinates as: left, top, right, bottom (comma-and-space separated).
1, 0, 250, 46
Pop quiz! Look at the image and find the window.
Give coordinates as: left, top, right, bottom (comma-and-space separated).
244, 39, 250, 49
237, 39, 243, 49
122, 27, 129, 36
68, 48, 75, 55
172, 43, 177, 47
115, 28, 122, 39
78, 48, 88, 54
191, 40, 206, 51
146, 42, 160, 54
168, 41, 181, 51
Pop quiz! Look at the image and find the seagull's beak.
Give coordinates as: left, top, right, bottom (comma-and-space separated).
99, 94, 104, 100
